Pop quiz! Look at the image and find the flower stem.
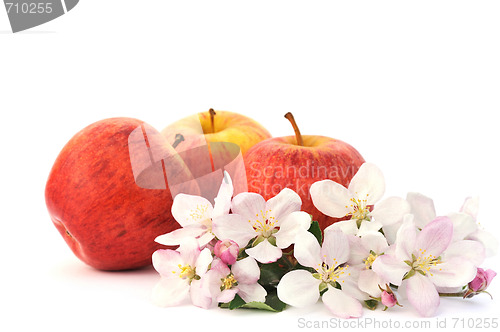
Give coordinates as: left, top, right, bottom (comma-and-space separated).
284, 112, 304, 146
438, 292, 466, 297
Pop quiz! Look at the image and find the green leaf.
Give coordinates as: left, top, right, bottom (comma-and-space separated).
365, 299, 379, 310
308, 219, 322, 244
228, 294, 246, 310
259, 261, 287, 288
226, 292, 287, 312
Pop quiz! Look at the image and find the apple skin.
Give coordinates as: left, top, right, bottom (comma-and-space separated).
45, 118, 195, 270
244, 135, 365, 231
161, 110, 272, 156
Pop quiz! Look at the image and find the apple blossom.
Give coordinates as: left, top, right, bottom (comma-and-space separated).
375, 284, 401, 310
464, 268, 496, 298
372, 216, 478, 317
203, 257, 267, 304
459, 197, 498, 257
214, 239, 239, 265
152, 239, 213, 308
381, 290, 397, 308
155, 171, 233, 247
392, 193, 498, 258
277, 229, 367, 319
347, 232, 390, 298
212, 188, 311, 263
310, 163, 409, 237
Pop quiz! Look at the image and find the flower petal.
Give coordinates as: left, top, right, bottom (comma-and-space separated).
448, 212, 478, 241
346, 235, 366, 266
356, 220, 383, 237
265, 188, 302, 224
196, 231, 216, 247
348, 162, 385, 205
442, 240, 485, 266
151, 277, 190, 307
212, 171, 234, 219
371, 254, 409, 287
203, 263, 230, 299
246, 239, 283, 263
381, 222, 401, 245
324, 219, 358, 236
293, 230, 322, 268
406, 192, 436, 229
231, 192, 266, 222
415, 216, 453, 258
394, 214, 417, 261
154, 225, 206, 246
152, 249, 183, 277
171, 194, 214, 227
190, 278, 212, 309
428, 257, 478, 288
275, 211, 312, 249
277, 270, 321, 307
338, 266, 368, 301
212, 214, 256, 247
322, 228, 350, 266
237, 283, 267, 303
195, 248, 214, 276
360, 231, 389, 254
358, 269, 384, 297
310, 180, 353, 218
177, 238, 202, 267
405, 273, 440, 317
218, 289, 238, 303
467, 229, 499, 257
232, 257, 260, 284
460, 196, 479, 220
322, 285, 363, 319
371, 196, 411, 226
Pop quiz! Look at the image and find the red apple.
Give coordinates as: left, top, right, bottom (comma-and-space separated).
45, 118, 197, 270
244, 113, 365, 231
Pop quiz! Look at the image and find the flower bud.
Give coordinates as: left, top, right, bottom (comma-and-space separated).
378, 284, 401, 310
214, 239, 239, 265
381, 290, 398, 308
468, 268, 496, 292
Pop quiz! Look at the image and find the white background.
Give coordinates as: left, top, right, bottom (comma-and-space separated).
1, 1, 499, 331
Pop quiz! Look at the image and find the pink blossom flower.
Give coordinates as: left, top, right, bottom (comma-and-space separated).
464, 268, 496, 298
372, 216, 477, 317
277, 229, 368, 319
203, 257, 267, 304
214, 239, 239, 265
151, 238, 213, 308
378, 284, 400, 309
212, 188, 311, 263
381, 290, 397, 308
469, 268, 496, 291
155, 171, 233, 247
310, 163, 410, 237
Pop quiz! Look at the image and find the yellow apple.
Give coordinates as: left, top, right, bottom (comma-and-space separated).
161, 109, 272, 203
161, 109, 271, 156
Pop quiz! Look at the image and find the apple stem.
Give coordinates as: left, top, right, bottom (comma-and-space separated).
172, 133, 185, 148
209, 108, 216, 133
284, 112, 304, 146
